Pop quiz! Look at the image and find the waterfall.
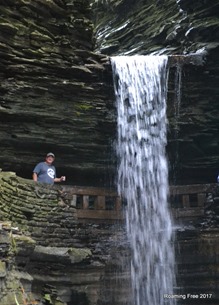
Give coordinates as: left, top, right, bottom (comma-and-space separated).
172, 63, 183, 184
111, 56, 176, 305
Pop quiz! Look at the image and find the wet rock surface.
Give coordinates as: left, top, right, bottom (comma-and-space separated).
166, 49, 219, 184
175, 228, 219, 305
92, 0, 219, 56
174, 184, 219, 304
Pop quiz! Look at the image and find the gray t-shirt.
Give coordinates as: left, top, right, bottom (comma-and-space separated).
33, 162, 56, 184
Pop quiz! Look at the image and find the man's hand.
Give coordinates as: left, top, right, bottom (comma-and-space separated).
54, 176, 66, 183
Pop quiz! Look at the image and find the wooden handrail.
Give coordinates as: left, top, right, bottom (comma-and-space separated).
61, 185, 118, 197
58, 183, 218, 221
169, 183, 217, 195
62, 183, 217, 197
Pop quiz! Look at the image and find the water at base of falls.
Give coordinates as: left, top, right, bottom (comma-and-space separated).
111, 56, 176, 305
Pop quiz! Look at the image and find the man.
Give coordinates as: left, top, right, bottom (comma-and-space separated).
33, 152, 66, 184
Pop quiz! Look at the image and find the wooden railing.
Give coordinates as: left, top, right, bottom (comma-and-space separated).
169, 184, 217, 219
61, 186, 123, 221
61, 184, 218, 221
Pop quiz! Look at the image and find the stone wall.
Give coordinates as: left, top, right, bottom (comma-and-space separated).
0, 171, 77, 246
0, 172, 131, 305
0, 172, 219, 304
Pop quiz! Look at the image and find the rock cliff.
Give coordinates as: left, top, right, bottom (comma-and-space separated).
92, 0, 219, 184
0, 0, 115, 186
0, 0, 218, 185
0, 1, 219, 304
92, 0, 219, 56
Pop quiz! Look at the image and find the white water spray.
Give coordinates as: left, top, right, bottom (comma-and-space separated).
111, 56, 176, 305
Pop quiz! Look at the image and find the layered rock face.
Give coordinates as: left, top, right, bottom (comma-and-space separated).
167, 51, 219, 184
0, 0, 115, 186
91, 0, 219, 184
0, 1, 219, 305
0, 0, 219, 185
92, 0, 219, 55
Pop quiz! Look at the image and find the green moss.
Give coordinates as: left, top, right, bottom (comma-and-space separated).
75, 103, 94, 111
0, 261, 6, 278
13, 234, 36, 245
44, 293, 53, 304
9, 232, 17, 254
0, 293, 22, 305
67, 247, 92, 263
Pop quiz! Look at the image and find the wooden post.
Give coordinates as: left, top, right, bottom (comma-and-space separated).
115, 197, 122, 211
197, 193, 206, 207
82, 195, 89, 209
182, 195, 190, 208
95, 196, 106, 210
70, 195, 77, 207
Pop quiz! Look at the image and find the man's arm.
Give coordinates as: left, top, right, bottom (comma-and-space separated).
33, 172, 38, 182
54, 176, 66, 183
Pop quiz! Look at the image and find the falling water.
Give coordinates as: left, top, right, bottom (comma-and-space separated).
111, 56, 176, 305
172, 64, 183, 184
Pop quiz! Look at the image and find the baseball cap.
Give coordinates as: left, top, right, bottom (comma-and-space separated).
46, 152, 55, 158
